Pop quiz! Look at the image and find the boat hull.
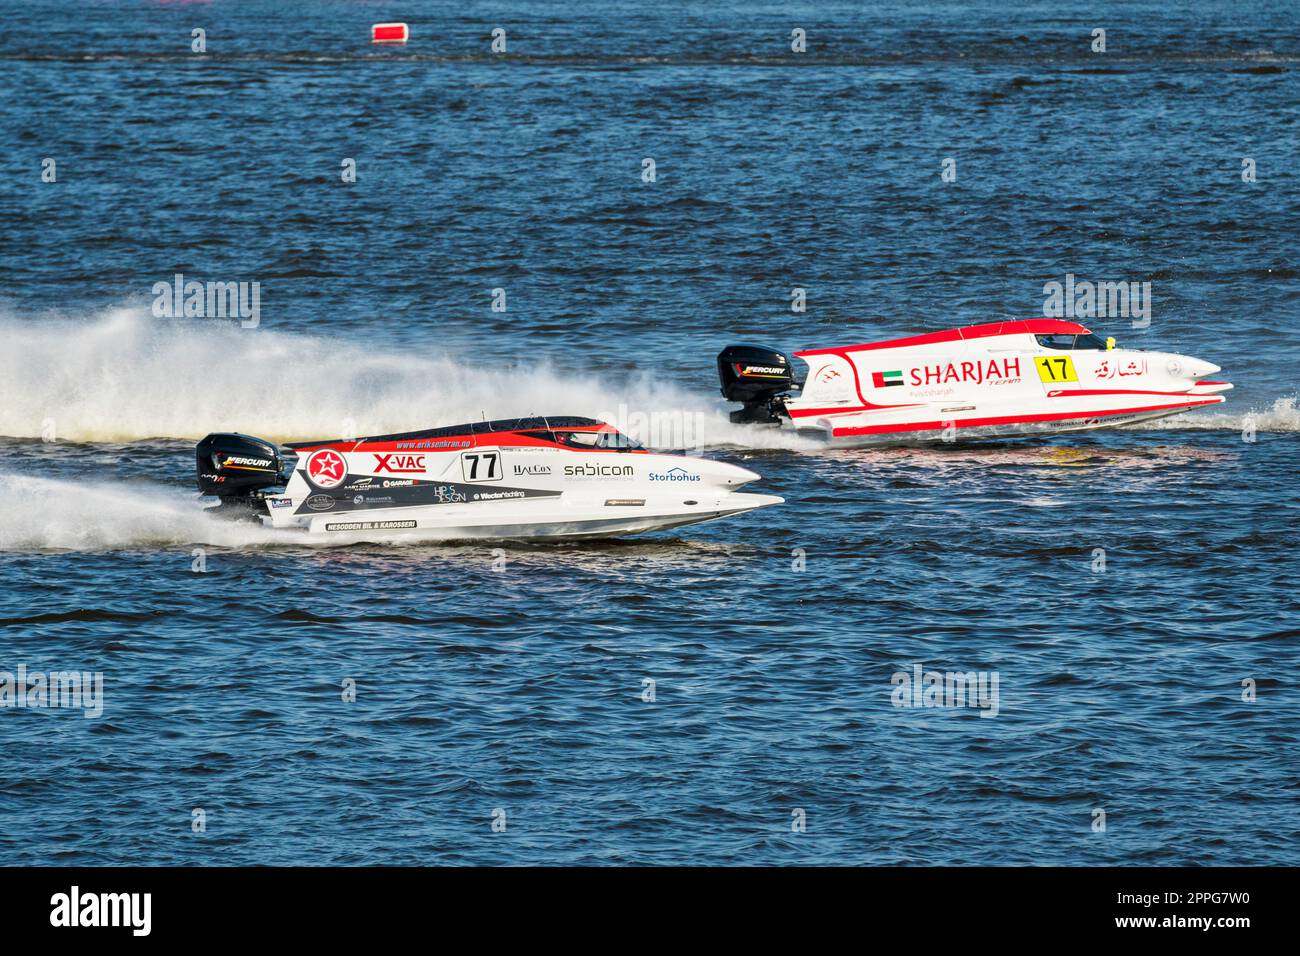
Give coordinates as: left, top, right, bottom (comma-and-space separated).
212, 417, 786, 540
773, 319, 1231, 446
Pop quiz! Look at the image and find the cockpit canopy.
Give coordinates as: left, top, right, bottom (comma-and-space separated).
1036, 331, 1114, 351
556, 427, 643, 450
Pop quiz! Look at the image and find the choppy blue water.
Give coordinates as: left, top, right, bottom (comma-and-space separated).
1, 0, 1297, 865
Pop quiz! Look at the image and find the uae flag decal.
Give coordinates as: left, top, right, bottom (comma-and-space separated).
872, 370, 904, 388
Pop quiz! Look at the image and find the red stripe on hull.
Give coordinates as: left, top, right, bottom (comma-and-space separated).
788, 402, 923, 419
828, 399, 1223, 438
1046, 387, 1207, 398
291, 431, 652, 454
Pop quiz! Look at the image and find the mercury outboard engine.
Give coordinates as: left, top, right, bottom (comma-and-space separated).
717, 345, 797, 424
195, 432, 285, 515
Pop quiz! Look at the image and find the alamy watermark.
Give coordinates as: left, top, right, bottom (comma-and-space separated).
152, 272, 260, 328
1, 664, 103, 718
1043, 273, 1151, 329
50, 886, 150, 936
891, 663, 1000, 718
598, 403, 707, 455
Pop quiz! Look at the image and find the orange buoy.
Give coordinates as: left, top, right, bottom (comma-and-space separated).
371, 22, 409, 44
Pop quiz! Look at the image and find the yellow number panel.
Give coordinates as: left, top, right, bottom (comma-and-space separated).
1034, 355, 1078, 383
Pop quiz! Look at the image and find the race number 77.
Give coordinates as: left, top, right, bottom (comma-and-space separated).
1034, 355, 1078, 383
461, 450, 501, 481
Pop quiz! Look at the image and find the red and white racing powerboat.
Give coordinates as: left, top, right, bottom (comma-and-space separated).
718, 320, 1231, 445
196, 416, 781, 539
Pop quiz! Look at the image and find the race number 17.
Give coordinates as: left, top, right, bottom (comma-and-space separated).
1035, 355, 1079, 382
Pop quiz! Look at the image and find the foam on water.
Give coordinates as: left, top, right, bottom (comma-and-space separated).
0, 473, 556, 551
1134, 395, 1298, 432
0, 307, 821, 452
0, 472, 284, 550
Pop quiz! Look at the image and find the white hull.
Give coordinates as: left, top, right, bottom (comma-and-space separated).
296, 491, 784, 540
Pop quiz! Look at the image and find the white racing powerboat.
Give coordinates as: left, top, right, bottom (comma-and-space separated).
718, 319, 1232, 445
196, 416, 782, 540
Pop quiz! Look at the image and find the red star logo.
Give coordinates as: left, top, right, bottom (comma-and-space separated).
307, 449, 346, 488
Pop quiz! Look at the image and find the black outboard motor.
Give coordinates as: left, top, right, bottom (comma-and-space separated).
717, 345, 796, 424
195, 433, 284, 513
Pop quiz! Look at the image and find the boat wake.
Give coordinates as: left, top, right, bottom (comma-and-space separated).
0, 472, 285, 551
0, 307, 818, 452
1126, 395, 1298, 432
0, 473, 562, 552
